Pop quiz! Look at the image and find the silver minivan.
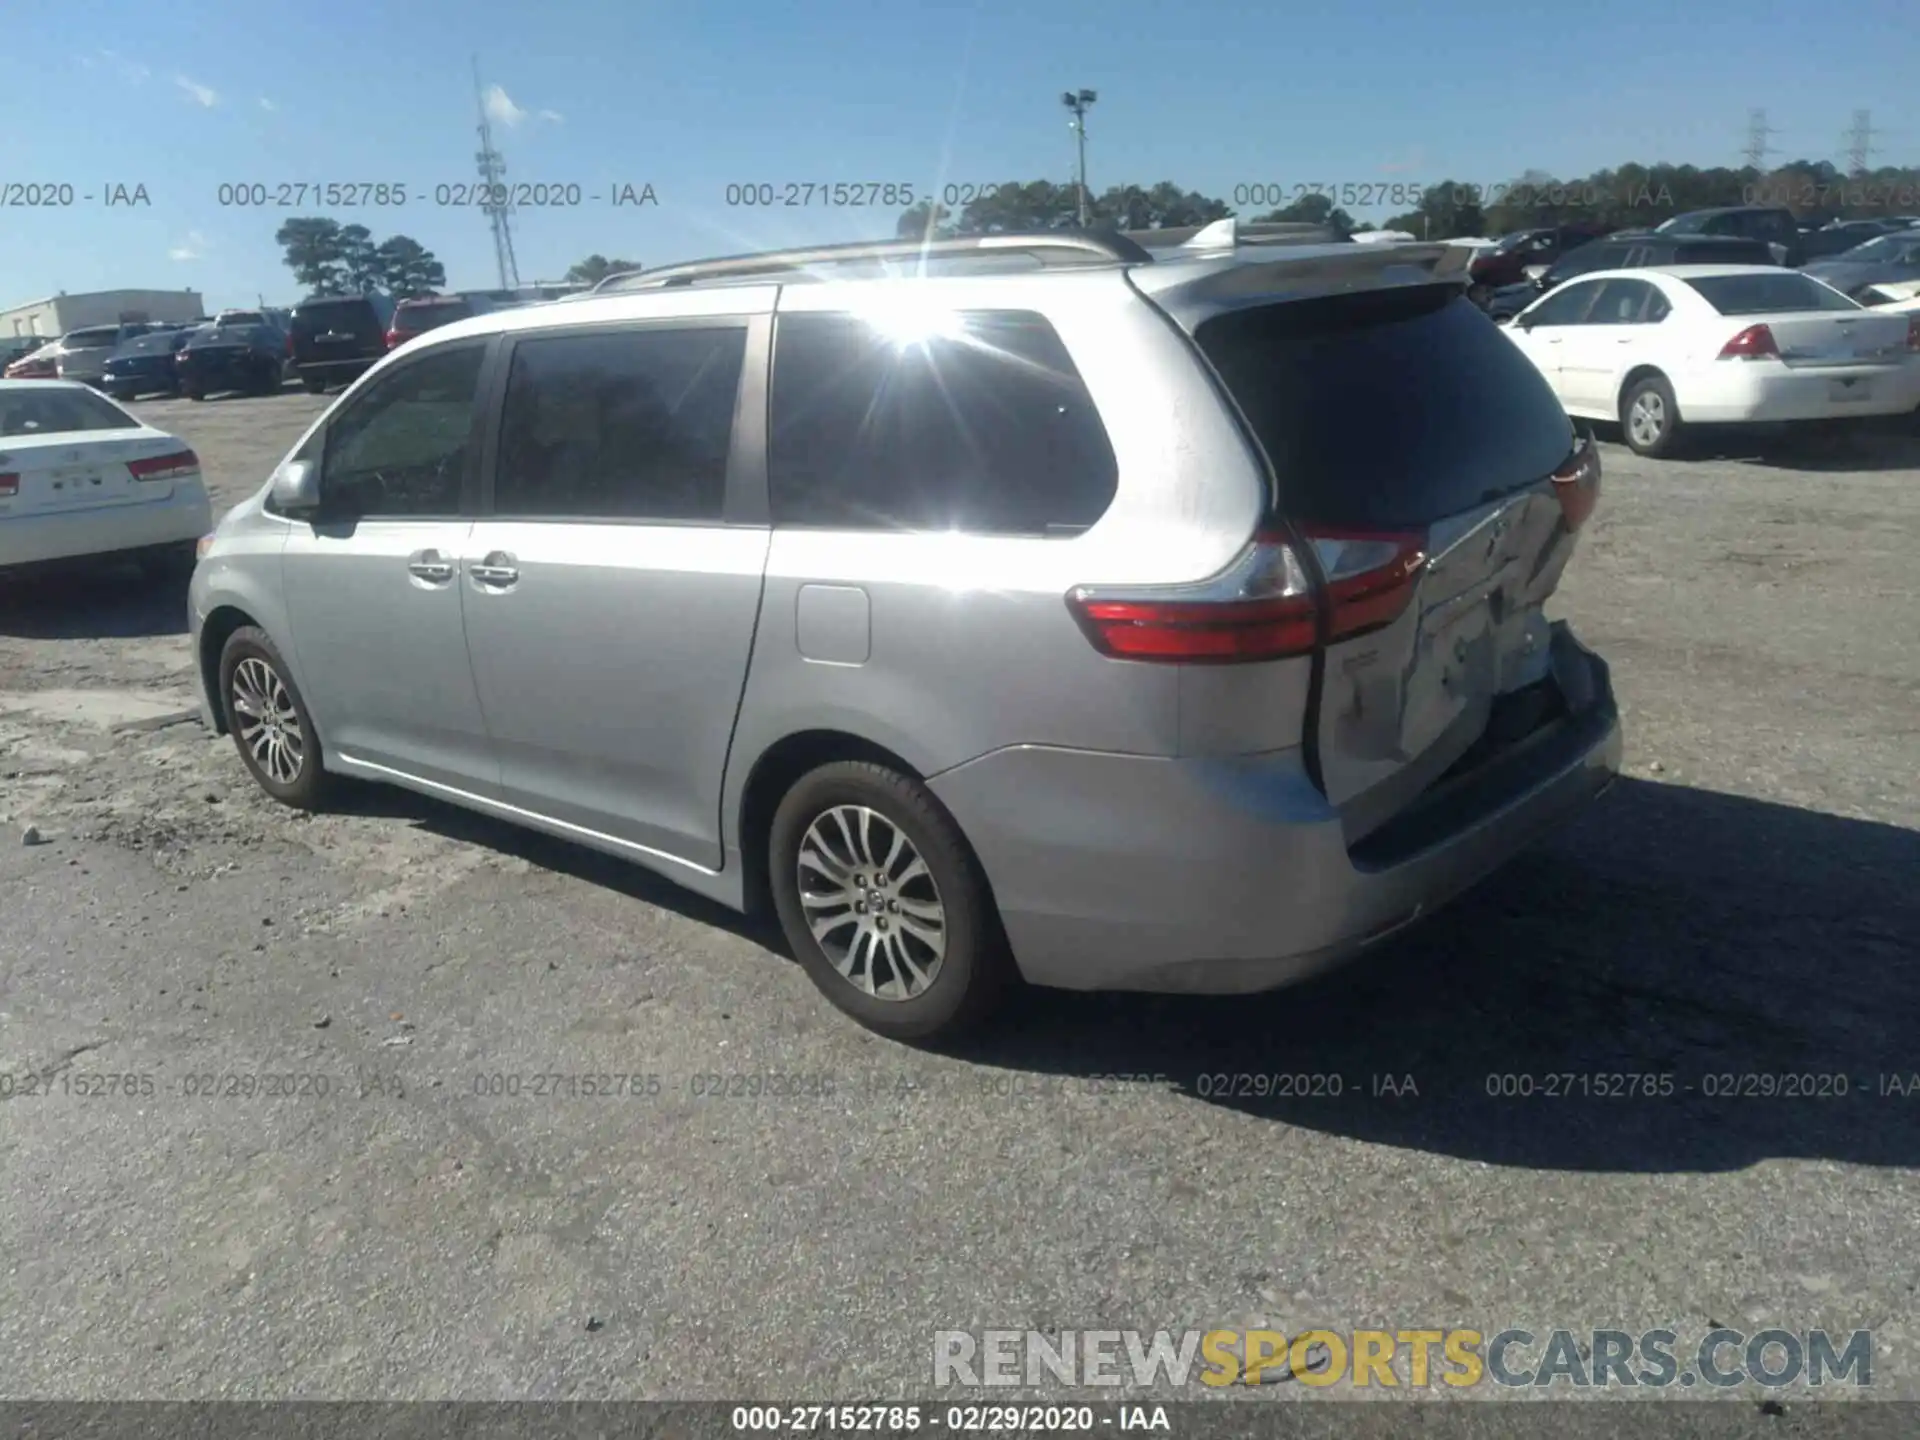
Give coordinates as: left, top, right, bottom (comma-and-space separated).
188, 222, 1621, 1041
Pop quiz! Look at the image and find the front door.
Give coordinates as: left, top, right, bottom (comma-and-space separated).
279, 340, 501, 797
460, 316, 770, 873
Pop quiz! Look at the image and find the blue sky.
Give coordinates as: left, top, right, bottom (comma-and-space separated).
1, 0, 1913, 312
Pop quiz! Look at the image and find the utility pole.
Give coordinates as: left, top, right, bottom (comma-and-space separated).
1742, 108, 1777, 171
1844, 110, 1876, 177
1061, 89, 1097, 227
473, 56, 521, 292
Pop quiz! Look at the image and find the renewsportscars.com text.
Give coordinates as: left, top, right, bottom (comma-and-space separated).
933, 1327, 1873, 1389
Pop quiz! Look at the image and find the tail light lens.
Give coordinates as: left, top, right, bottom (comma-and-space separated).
285, 332, 295, 357
1718, 323, 1780, 360
127, 450, 200, 482
0, 473, 17, 498
384, 328, 402, 349
1068, 527, 1426, 664
1551, 435, 1602, 533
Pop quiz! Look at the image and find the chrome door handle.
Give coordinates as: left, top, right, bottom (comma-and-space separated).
469, 551, 519, 587
406, 549, 455, 583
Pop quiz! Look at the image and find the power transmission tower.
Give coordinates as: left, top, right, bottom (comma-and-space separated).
473, 57, 521, 292
1844, 110, 1877, 176
1741, 109, 1777, 170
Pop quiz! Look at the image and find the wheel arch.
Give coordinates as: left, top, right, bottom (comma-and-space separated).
734, 729, 927, 919
197, 605, 261, 736
1617, 364, 1677, 421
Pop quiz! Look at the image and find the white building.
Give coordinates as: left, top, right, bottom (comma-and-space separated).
0, 289, 206, 339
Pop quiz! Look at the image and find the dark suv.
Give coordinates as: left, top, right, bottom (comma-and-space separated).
1654, 206, 1803, 265
288, 294, 396, 394
1486, 234, 1777, 320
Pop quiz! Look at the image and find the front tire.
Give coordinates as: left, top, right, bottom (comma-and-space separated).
1620, 374, 1682, 458
768, 761, 1011, 1042
218, 626, 332, 810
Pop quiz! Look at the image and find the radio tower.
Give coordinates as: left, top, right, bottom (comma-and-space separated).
1741, 109, 1777, 171
473, 57, 521, 291
1844, 110, 1877, 177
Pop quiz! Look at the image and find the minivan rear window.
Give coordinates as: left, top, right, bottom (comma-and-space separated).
1195, 285, 1575, 530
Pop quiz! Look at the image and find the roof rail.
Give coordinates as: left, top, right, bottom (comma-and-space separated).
1124, 217, 1350, 250
591, 231, 1153, 293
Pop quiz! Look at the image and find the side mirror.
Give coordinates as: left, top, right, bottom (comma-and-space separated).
269, 457, 320, 515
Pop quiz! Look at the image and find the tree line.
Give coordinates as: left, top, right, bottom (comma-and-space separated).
276, 218, 447, 297
276, 154, 1920, 299
893, 158, 1920, 242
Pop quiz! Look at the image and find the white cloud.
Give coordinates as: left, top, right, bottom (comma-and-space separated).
169, 231, 208, 262
259, 97, 277, 111
538, 109, 564, 123
176, 75, 218, 107
483, 84, 528, 128
93, 49, 151, 83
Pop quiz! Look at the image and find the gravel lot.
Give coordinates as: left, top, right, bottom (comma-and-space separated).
1, 386, 1916, 1403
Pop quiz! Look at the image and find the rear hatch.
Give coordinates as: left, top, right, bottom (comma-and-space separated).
1176, 280, 1594, 841
291, 299, 385, 363
0, 389, 198, 516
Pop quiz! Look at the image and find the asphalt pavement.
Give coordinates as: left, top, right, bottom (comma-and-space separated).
1, 386, 1916, 1403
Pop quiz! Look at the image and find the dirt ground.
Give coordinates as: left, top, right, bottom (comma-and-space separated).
2, 387, 1917, 1401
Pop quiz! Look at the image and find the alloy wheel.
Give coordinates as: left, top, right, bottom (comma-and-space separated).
796, 804, 947, 1000
231, 656, 305, 785
1629, 391, 1666, 449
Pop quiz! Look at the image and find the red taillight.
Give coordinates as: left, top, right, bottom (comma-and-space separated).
285, 332, 295, 357
1068, 528, 1425, 664
385, 328, 403, 349
1551, 436, 1602, 533
1718, 323, 1780, 360
127, 450, 199, 482
0, 473, 17, 498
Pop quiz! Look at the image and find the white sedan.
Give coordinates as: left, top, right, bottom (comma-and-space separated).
1502, 264, 1920, 457
0, 380, 212, 574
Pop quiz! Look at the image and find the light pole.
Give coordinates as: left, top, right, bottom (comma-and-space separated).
1062, 89, 1097, 227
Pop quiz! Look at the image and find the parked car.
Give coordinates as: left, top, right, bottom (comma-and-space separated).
1469, 223, 1610, 292
102, 326, 199, 401
1800, 230, 1920, 301
385, 295, 477, 350
0, 335, 54, 369
1861, 278, 1920, 310
1486, 235, 1776, 320
287, 293, 396, 393
2, 343, 60, 381
0, 380, 211, 577
1795, 219, 1907, 264
175, 323, 287, 400
214, 310, 269, 327
189, 226, 1620, 1041
1653, 206, 1803, 265
1503, 265, 1920, 457
54, 324, 159, 387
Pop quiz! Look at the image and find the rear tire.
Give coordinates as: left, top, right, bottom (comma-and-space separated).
301, 376, 327, 395
184, 386, 205, 402
218, 626, 333, 810
1620, 375, 1681, 458
768, 761, 1012, 1043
